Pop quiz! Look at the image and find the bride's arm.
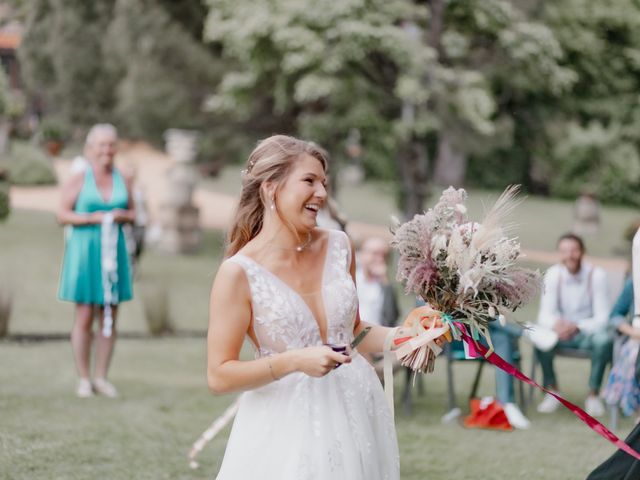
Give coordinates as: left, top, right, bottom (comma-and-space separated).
207, 260, 350, 394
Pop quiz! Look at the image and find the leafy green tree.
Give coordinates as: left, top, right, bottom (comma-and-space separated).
205, 0, 440, 215
105, 0, 221, 143
18, 0, 117, 126
17, 0, 224, 145
542, 0, 640, 205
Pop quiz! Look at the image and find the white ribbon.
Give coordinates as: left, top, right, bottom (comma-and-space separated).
189, 397, 241, 469
383, 325, 450, 420
394, 326, 448, 360
383, 327, 399, 419
101, 212, 119, 337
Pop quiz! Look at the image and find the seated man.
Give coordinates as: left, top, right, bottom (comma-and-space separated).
535, 233, 613, 416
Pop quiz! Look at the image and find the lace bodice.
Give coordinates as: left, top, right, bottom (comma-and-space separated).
230, 230, 358, 357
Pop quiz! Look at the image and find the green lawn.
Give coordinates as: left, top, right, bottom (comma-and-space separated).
1, 207, 638, 479
1, 335, 636, 479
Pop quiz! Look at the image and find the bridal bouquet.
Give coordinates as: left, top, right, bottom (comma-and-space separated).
391, 185, 541, 373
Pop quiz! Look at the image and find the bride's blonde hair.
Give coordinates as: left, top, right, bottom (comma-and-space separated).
225, 135, 328, 257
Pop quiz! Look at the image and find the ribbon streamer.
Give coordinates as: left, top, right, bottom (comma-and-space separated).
188, 397, 241, 469
454, 322, 640, 461
101, 212, 119, 337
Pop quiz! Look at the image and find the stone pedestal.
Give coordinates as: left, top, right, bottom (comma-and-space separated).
157, 129, 202, 254
573, 193, 600, 236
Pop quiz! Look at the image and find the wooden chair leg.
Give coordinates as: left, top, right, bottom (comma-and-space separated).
517, 362, 526, 413
528, 350, 538, 407
470, 361, 485, 400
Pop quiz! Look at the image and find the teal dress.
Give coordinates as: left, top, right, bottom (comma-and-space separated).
58, 167, 133, 305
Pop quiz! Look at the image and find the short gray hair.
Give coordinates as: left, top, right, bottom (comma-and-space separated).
85, 123, 118, 146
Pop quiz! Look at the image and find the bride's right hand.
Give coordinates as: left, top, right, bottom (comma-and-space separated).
295, 346, 351, 377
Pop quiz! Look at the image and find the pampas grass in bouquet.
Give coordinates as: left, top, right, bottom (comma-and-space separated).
391, 185, 542, 373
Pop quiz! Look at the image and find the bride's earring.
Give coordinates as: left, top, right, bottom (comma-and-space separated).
270, 198, 275, 211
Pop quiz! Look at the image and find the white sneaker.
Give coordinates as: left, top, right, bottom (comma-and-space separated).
585, 395, 605, 417
93, 378, 118, 398
76, 378, 94, 398
537, 392, 561, 413
503, 403, 531, 429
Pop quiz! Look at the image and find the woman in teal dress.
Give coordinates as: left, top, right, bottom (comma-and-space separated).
58, 124, 134, 398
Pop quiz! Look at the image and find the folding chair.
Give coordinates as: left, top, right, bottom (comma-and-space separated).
444, 338, 525, 419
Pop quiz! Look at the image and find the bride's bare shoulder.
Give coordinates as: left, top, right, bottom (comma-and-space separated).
211, 257, 250, 294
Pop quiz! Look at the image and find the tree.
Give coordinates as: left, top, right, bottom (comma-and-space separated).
17, 0, 224, 146
541, 0, 640, 205
18, 0, 117, 127
104, 0, 222, 143
205, 0, 441, 216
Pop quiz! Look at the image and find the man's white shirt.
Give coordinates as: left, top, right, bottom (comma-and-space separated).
536, 262, 610, 335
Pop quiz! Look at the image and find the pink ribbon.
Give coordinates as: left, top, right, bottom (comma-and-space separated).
456, 322, 640, 460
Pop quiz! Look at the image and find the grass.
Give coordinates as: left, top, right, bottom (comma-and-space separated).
1, 197, 638, 479
1, 334, 636, 479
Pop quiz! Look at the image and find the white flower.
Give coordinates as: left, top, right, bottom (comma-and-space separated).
459, 266, 485, 296
431, 234, 448, 257
455, 204, 467, 215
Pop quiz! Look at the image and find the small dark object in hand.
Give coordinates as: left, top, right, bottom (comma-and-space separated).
324, 343, 348, 368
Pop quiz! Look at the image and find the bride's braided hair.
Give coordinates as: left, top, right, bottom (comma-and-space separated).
225, 135, 328, 257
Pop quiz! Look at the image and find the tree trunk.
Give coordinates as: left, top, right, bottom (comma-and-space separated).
433, 132, 467, 187
398, 139, 429, 219
0, 119, 10, 156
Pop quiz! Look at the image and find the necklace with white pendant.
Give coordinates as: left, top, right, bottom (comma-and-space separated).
295, 232, 313, 252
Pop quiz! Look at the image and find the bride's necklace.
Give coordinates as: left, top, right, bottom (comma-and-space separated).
269, 232, 313, 252
294, 232, 313, 252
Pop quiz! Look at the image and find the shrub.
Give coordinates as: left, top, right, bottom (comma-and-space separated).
3, 141, 57, 186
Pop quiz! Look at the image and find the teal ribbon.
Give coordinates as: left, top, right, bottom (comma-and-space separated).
470, 324, 481, 342
442, 313, 461, 340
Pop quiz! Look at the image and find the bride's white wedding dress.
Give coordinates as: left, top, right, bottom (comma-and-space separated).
216, 229, 400, 479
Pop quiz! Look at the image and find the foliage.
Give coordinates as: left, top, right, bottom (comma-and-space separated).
14, 0, 640, 206
17, 0, 224, 146
204, 0, 432, 181
104, 0, 222, 144
36, 116, 70, 143
541, 1, 640, 206
18, 0, 118, 126
2, 141, 57, 185
203, 0, 579, 211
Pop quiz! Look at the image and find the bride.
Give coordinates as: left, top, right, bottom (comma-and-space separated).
207, 135, 439, 479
